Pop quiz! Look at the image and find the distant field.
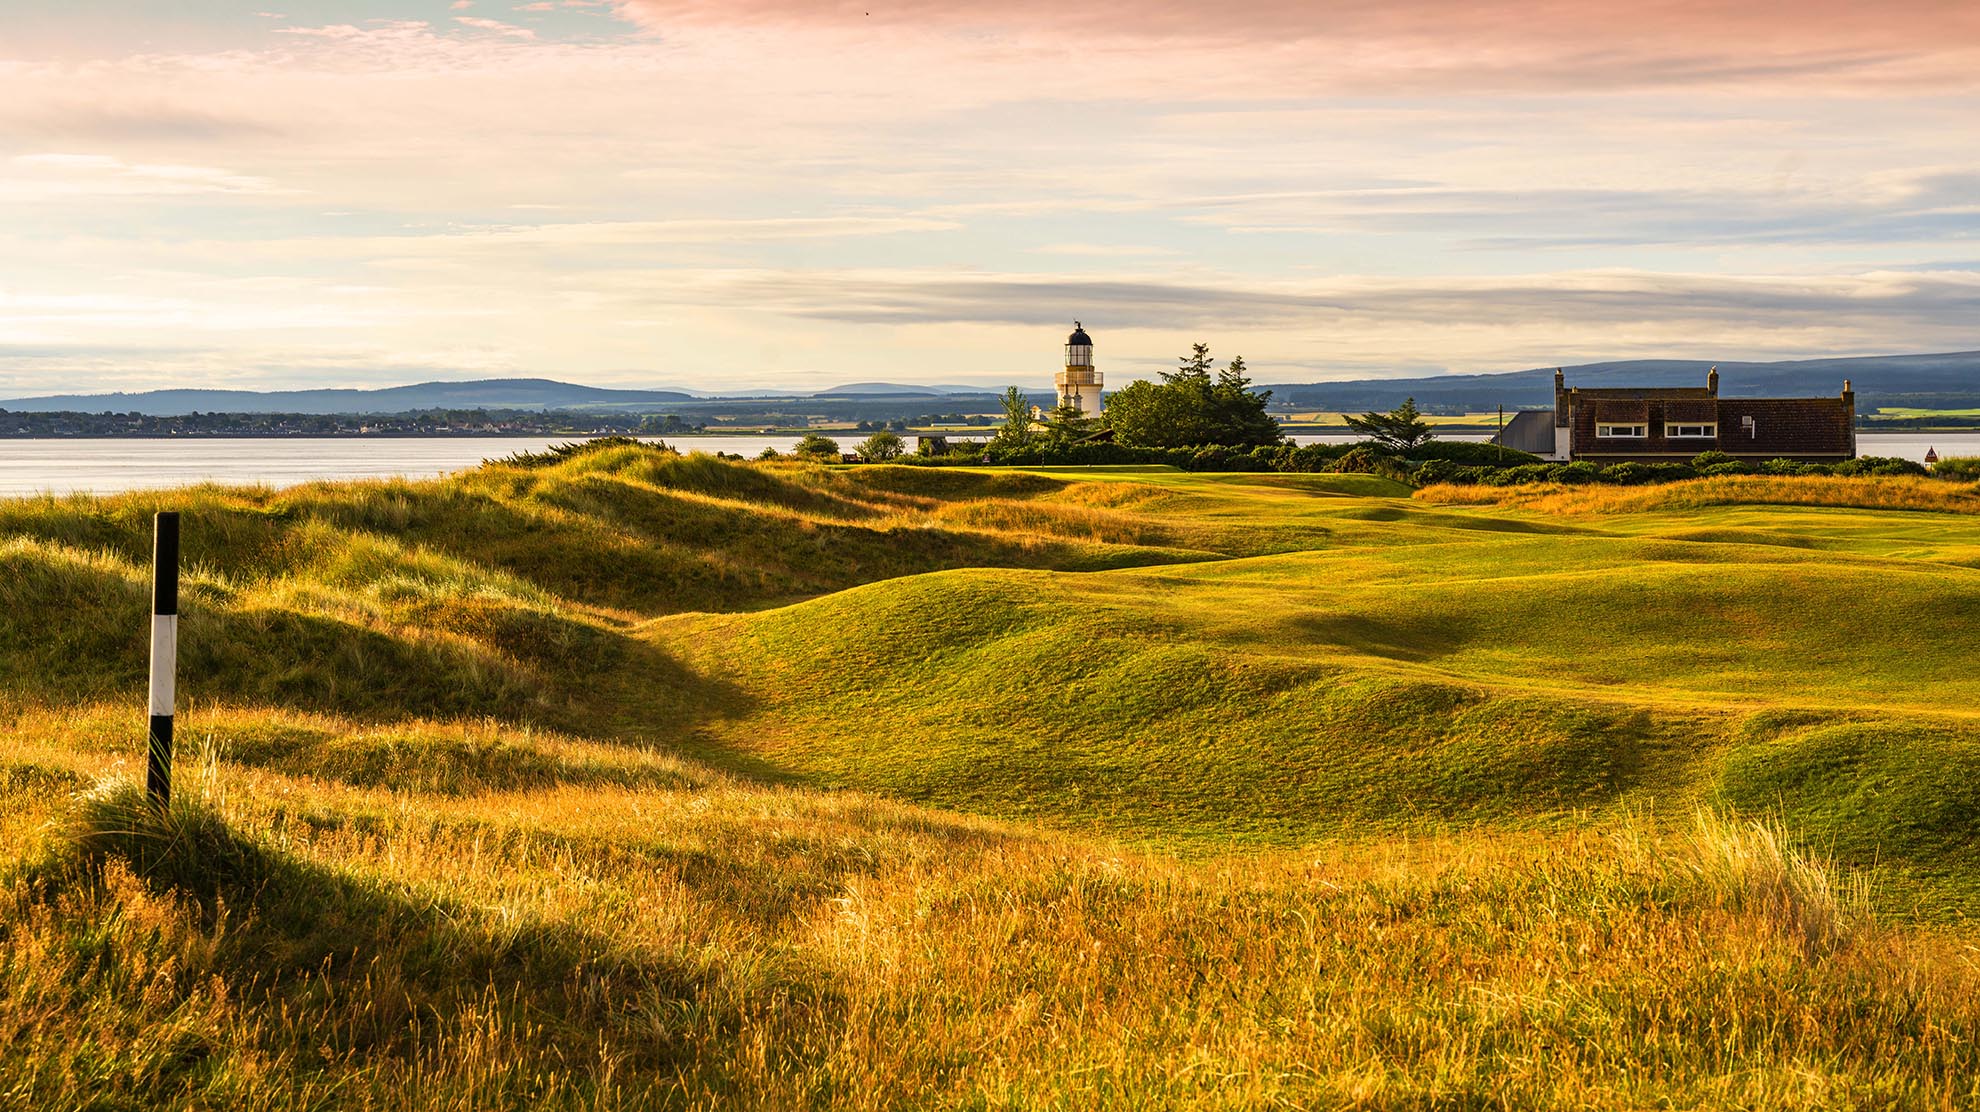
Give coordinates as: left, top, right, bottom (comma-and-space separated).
2, 446, 1977, 1108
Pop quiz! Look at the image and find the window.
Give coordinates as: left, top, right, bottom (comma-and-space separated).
1665, 423, 1718, 438
1596, 424, 1646, 438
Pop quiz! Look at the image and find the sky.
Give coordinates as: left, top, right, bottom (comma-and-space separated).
1, 1, 1976, 396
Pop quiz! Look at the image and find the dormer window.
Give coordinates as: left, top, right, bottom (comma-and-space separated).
1664, 423, 1718, 438
1596, 423, 1646, 438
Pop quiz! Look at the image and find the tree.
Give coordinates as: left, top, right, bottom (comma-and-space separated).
1106, 344, 1282, 449
858, 429, 906, 461
993, 386, 1036, 451
1097, 379, 1189, 448
792, 432, 841, 459
1164, 343, 1216, 388
1341, 397, 1433, 452
1208, 356, 1280, 447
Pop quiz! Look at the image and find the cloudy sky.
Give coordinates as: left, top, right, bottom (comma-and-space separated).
2, 0, 1976, 395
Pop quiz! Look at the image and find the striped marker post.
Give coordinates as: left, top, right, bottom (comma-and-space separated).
146, 511, 179, 809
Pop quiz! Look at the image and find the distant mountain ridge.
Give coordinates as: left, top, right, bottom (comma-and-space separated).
0, 377, 698, 416
6, 351, 1976, 417
813, 382, 993, 396
1264, 351, 1980, 412
0, 377, 1010, 415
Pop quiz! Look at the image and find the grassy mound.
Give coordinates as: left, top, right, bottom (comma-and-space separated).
661, 528, 1980, 900
4, 457, 1980, 1105
3, 771, 1972, 1108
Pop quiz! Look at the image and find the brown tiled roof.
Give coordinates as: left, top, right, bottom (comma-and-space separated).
1593, 400, 1648, 421
1572, 387, 1713, 399
1663, 399, 1717, 422
1716, 398, 1853, 456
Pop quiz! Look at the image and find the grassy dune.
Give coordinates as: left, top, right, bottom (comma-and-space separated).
1, 446, 1977, 1108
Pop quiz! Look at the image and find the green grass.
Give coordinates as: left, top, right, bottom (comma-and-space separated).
2, 444, 1978, 1107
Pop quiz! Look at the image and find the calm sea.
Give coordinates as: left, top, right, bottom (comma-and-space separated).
0, 432, 1971, 497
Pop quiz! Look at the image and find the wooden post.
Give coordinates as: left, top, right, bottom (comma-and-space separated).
147, 512, 179, 809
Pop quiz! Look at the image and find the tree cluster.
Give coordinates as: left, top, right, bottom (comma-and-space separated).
1103, 344, 1282, 449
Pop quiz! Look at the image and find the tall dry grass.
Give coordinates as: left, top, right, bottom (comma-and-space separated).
6, 452, 1980, 1107
1417, 474, 1980, 515
2, 744, 1975, 1109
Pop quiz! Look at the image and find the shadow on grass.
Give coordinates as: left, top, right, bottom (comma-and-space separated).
1293, 612, 1476, 663
12, 780, 830, 1105
0, 550, 758, 756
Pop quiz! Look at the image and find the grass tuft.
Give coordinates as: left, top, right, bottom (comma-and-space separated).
1682, 808, 1869, 956
54, 778, 274, 911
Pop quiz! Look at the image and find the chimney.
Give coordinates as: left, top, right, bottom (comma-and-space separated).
1843, 379, 1857, 458
1707, 365, 1719, 396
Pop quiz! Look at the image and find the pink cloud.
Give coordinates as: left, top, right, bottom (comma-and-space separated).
613, 0, 1980, 91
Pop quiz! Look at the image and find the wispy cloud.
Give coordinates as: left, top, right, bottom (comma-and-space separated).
454, 16, 537, 38
4, 153, 287, 198
697, 267, 1980, 331
0, 2, 1973, 392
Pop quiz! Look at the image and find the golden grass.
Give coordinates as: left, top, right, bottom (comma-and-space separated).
1417, 474, 1980, 515
931, 499, 1177, 546
7, 729, 1978, 1109
7, 454, 1980, 1107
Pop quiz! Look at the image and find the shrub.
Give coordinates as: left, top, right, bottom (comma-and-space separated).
1327, 447, 1388, 475
1411, 459, 1461, 486
1552, 461, 1602, 485
1691, 450, 1737, 469
1484, 463, 1558, 486
1266, 443, 1354, 473
494, 436, 658, 469
857, 431, 906, 462
1932, 456, 1980, 480
792, 433, 842, 460
1409, 440, 1544, 466
1643, 463, 1699, 483
1831, 456, 1926, 478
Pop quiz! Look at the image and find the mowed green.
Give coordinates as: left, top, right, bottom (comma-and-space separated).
2, 446, 1978, 1108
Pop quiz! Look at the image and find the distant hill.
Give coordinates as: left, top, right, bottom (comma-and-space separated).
812, 382, 994, 396
1265, 351, 1980, 412
0, 378, 697, 416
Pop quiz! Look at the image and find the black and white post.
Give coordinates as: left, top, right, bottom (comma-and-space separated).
147, 511, 179, 809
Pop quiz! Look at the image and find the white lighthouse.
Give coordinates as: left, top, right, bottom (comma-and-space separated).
1055, 322, 1103, 415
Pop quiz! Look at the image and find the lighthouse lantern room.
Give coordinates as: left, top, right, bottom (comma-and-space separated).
1056, 321, 1103, 414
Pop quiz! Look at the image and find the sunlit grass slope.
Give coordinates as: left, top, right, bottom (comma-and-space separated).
7, 731, 1976, 1108
3, 446, 1979, 1107
663, 479, 1980, 902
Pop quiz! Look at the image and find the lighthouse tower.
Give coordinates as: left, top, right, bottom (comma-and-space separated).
1056, 322, 1103, 415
